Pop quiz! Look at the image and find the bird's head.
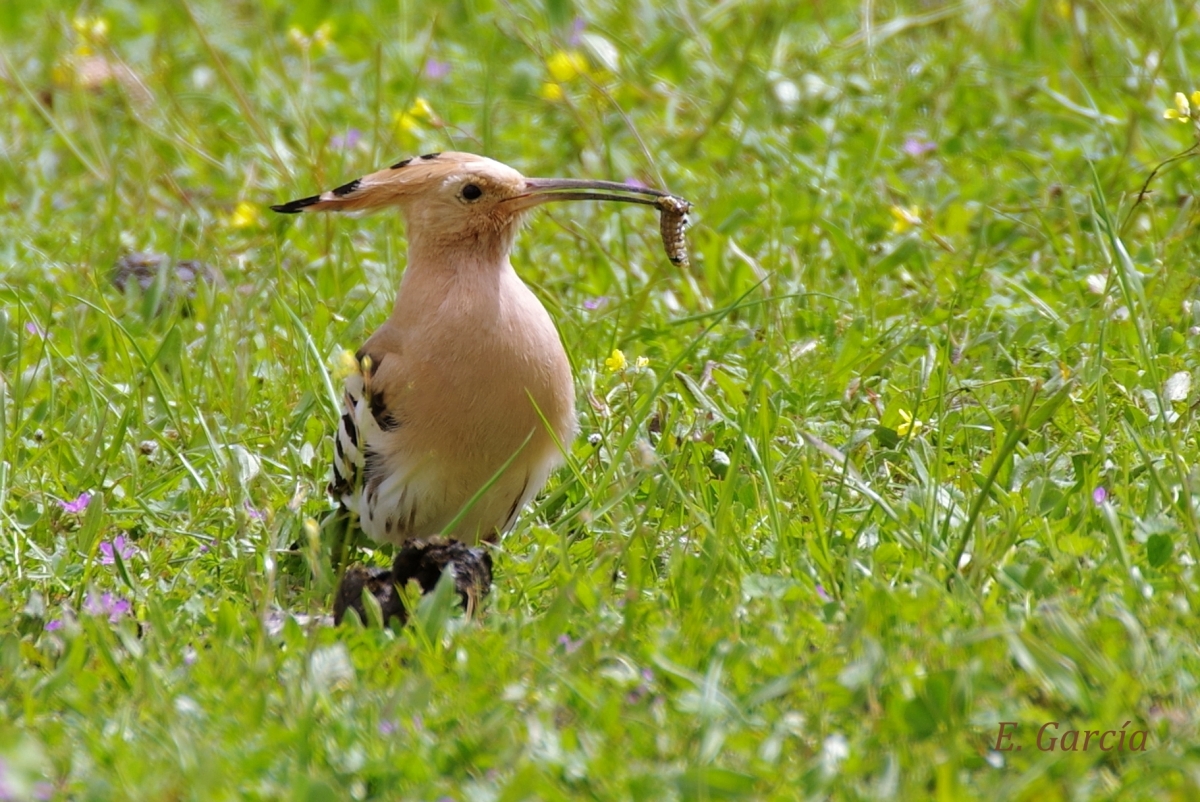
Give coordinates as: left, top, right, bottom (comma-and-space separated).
272, 151, 678, 260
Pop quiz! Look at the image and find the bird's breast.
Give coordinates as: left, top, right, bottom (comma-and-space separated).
391, 269, 576, 463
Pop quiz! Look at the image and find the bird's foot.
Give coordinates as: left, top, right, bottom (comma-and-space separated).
332, 564, 405, 626
332, 537, 493, 627
392, 537, 494, 618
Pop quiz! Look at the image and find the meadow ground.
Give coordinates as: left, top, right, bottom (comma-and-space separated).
3, 1, 1200, 799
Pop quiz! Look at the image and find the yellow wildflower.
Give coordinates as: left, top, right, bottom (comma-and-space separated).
229, 201, 261, 229
72, 16, 109, 43
332, 349, 359, 383
394, 111, 419, 134
890, 205, 923, 234
539, 82, 565, 102
411, 97, 435, 120
71, 15, 109, 57
1164, 90, 1200, 123
1164, 91, 1191, 122
394, 98, 436, 135
896, 409, 923, 437
51, 60, 73, 87
287, 22, 333, 51
605, 349, 627, 372
312, 21, 334, 49
635, 356, 650, 369
540, 50, 589, 102
303, 517, 320, 548
286, 26, 309, 49
547, 50, 588, 82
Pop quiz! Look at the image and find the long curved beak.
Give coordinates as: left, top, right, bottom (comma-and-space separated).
506, 177, 677, 211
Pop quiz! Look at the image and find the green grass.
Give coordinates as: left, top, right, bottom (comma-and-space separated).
3, 0, 1200, 798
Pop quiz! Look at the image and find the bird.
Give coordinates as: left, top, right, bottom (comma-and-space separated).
272, 151, 690, 624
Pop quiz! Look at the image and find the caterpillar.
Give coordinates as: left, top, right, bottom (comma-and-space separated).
657, 195, 692, 267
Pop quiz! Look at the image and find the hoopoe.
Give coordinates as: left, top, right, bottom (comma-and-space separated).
272, 151, 690, 624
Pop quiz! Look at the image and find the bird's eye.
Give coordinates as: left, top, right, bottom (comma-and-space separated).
462, 183, 483, 201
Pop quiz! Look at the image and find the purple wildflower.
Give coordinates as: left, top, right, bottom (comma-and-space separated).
244, 500, 265, 520
627, 668, 655, 703
1092, 486, 1108, 505
183, 646, 198, 666
424, 59, 451, 80
583, 297, 608, 310
816, 584, 831, 602
624, 177, 649, 189
99, 535, 135, 565
59, 492, 91, 514
378, 719, 398, 735
83, 592, 131, 624
902, 136, 936, 157
25, 321, 45, 337
44, 619, 63, 631
557, 633, 582, 653
330, 128, 362, 150
568, 16, 586, 46
0, 759, 11, 802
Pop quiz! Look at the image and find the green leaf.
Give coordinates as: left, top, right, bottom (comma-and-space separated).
414, 565, 458, 645
903, 696, 938, 738
76, 491, 106, 558
708, 448, 731, 479
1146, 534, 1173, 568
147, 324, 183, 372
544, 0, 574, 29
875, 425, 900, 448
1026, 379, 1075, 431
814, 219, 863, 272
711, 367, 746, 408
676, 767, 758, 800
871, 238, 921, 275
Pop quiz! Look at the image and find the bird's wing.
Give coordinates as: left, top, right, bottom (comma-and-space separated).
330, 364, 368, 509
331, 353, 397, 508
332, 352, 429, 544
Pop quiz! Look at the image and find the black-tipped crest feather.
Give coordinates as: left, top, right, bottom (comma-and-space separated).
332, 178, 362, 197
271, 195, 321, 214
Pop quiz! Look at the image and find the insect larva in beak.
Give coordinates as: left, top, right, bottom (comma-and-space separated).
657, 195, 692, 267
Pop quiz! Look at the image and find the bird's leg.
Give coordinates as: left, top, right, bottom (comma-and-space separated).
332, 563, 407, 626
332, 537, 494, 627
